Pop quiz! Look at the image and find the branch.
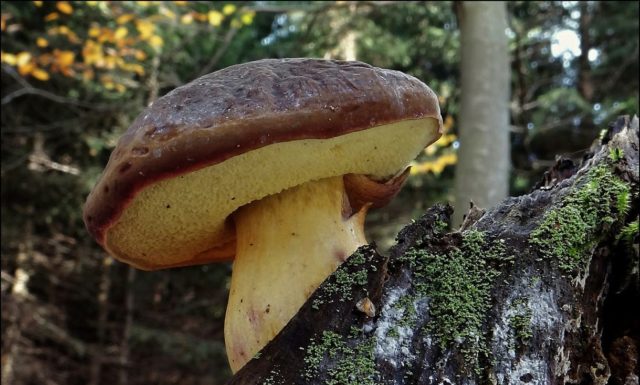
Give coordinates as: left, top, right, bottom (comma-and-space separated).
1, 65, 113, 110
227, 115, 639, 384
197, 27, 239, 78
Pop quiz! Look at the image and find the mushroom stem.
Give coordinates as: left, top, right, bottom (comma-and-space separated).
224, 176, 367, 372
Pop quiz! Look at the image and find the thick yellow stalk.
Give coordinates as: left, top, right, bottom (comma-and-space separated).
224, 176, 367, 372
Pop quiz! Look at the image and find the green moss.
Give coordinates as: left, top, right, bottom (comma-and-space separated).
396, 229, 509, 374
303, 330, 378, 385
435, 219, 449, 233
618, 219, 639, 244
312, 251, 369, 309
509, 297, 533, 347
609, 147, 625, 162
530, 165, 630, 275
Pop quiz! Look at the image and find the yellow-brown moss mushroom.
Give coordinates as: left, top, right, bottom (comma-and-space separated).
83, 58, 443, 373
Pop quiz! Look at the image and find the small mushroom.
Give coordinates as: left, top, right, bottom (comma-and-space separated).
356, 297, 376, 318
83, 58, 442, 372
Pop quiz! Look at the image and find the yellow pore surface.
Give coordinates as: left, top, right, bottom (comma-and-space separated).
105, 117, 440, 269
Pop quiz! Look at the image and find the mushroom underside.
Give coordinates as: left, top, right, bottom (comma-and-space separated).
104, 117, 441, 269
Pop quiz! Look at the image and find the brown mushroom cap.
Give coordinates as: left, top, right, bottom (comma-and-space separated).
83, 58, 442, 270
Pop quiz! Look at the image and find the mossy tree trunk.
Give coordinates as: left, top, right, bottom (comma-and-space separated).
227, 116, 639, 385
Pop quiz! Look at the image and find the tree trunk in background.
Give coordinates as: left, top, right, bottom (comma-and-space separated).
454, 1, 511, 226
89, 255, 113, 385
226, 116, 639, 385
119, 266, 136, 385
1, 214, 33, 385
578, 1, 594, 103
324, 3, 358, 61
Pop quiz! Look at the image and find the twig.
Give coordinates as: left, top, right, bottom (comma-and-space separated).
27, 153, 80, 175
1, 65, 113, 110
198, 26, 239, 77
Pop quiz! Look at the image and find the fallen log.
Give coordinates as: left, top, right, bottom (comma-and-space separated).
228, 115, 639, 385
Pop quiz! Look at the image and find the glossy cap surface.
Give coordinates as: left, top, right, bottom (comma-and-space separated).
83, 58, 442, 269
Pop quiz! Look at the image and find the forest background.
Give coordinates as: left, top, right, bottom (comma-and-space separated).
1, 1, 638, 384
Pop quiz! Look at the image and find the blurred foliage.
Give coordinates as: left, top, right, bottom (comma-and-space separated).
1, 1, 638, 384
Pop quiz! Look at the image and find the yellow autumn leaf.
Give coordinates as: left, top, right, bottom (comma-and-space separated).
36, 37, 48, 47
1, 52, 17, 66
117, 14, 134, 25
86, 1, 99, 6
409, 160, 433, 175
31, 67, 50, 81
115, 36, 131, 49
18, 62, 35, 76
88, 26, 100, 37
136, 19, 155, 39
193, 12, 208, 22
132, 64, 145, 75
240, 11, 255, 25
159, 7, 176, 20
180, 13, 193, 25
33, 1, 43, 7
104, 55, 117, 69
134, 49, 147, 61
45, 12, 59, 21
49, 25, 80, 42
443, 115, 454, 132
16, 51, 32, 66
97, 28, 113, 43
83, 40, 104, 66
208, 10, 223, 27
115, 83, 126, 93
55, 50, 75, 67
222, 4, 236, 15
173, 1, 187, 5
56, 1, 73, 15
122, 62, 145, 76
114, 26, 128, 40
411, 153, 458, 175
149, 35, 163, 49
425, 133, 457, 155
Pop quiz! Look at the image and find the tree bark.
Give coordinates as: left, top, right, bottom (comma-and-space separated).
225, 115, 639, 384
89, 255, 113, 385
1, 213, 33, 385
454, 1, 511, 226
119, 266, 136, 385
578, 1, 594, 103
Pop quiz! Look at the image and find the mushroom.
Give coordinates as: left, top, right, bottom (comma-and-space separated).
83, 58, 442, 373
